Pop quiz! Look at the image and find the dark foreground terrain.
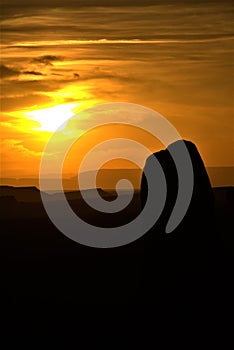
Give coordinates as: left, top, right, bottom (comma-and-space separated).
0, 186, 233, 345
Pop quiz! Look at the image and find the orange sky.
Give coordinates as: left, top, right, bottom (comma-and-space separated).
1, 0, 233, 182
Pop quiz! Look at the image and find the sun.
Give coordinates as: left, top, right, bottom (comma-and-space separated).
26, 103, 81, 132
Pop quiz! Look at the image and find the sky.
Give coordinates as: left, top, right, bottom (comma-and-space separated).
0, 0, 233, 182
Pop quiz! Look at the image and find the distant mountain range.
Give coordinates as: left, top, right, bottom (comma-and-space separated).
0, 169, 142, 191
0, 166, 233, 191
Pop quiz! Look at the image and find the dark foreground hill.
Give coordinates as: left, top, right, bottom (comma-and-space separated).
0, 186, 233, 343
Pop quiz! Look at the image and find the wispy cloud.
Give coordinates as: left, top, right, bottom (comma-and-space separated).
4, 36, 234, 48
23, 70, 44, 76
1, 139, 42, 158
32, 55, 64, 66
1, 0, 233, 11
1, 64, 20, 78
1, 64, 44, 79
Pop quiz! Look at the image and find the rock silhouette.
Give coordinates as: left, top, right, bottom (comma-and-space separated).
141, 140, 214, 238
139, 140, 218, 316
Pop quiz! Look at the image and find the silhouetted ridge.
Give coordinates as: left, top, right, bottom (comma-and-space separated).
0, 186, 41, 202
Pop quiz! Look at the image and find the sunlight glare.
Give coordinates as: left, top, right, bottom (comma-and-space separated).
26, 103, 80, 132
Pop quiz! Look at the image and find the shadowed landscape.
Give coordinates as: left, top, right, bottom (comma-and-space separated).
0, 141, 233, 343
1, 0, 233, 345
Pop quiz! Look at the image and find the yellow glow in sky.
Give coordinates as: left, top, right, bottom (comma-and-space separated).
26, 103, 80, 132
1, 1, 233, 184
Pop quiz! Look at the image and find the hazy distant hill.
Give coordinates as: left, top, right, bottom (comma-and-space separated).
0, 167, 233, 190
0, 169, 142, 191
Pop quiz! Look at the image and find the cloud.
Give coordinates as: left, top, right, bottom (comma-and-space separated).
1, 139, 42, 161
7, 35, 233, 50
23, 71, 44, 76
0, 94, 52, 112
2, 2, 233, 49
1, 64, 44, 79
0, 64, 20, 79
32, 55, 64, 66
1, 0, 232, 11
71, 67, 135, 83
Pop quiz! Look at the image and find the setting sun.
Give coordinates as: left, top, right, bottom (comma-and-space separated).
26, 103, 80, 132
